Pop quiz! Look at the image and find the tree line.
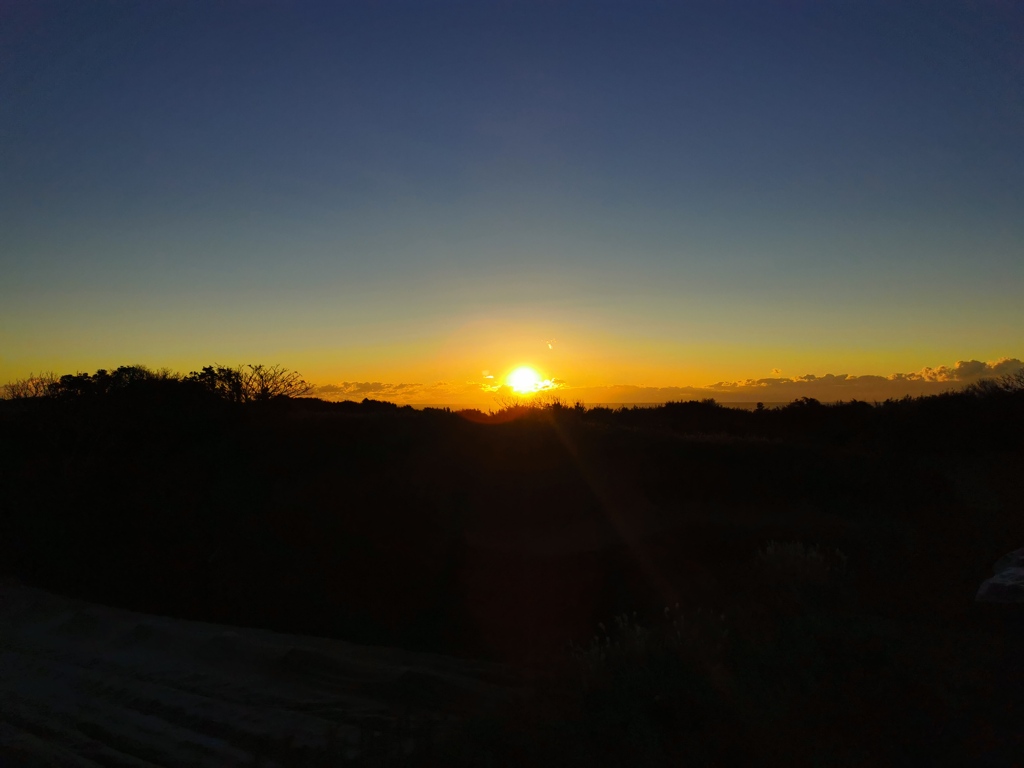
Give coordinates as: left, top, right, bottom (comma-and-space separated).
1, 363, 313, 403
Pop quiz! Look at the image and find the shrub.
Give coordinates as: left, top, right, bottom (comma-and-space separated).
753, 541, 851, 614
1, 372, 59, 399
756, 540, 848, 581
561, 607, 734, 764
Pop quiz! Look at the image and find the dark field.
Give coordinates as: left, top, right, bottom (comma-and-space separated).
2, 372, 1023, 766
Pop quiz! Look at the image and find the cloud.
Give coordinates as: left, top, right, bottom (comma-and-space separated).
559, 384, 715, 404
905, 358, 1023, 384
313, 378, 507, 406
991, 358, 1024, 376
311, 381, 424, 400
560, 358, 1023, 405
480, 378, 565, 397
697, 358, 1024, 402
308, 357, 1022, 407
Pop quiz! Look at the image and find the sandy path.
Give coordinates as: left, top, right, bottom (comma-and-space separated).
0, 583, 525, 766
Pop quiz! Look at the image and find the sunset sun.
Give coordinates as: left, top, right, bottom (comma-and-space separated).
507, 366, 542, 394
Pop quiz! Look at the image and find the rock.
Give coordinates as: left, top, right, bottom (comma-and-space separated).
976, 567, 1024, 604
992, 548, 1024, 576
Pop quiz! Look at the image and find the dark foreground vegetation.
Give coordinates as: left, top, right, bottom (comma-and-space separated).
2, 365, 1024, 766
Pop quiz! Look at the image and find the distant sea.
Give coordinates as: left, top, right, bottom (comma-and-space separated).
407, 402, 792, 412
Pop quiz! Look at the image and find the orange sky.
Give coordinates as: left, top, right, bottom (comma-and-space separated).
2, 4, 1021, 406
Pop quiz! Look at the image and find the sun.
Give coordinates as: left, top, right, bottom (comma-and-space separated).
507, 366, 542, 394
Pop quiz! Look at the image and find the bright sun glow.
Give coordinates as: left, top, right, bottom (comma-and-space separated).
507, 366, 543, 393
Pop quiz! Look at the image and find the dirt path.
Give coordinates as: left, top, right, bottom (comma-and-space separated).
0, 583, 525, 766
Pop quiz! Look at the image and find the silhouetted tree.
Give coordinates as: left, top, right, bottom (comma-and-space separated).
185, 364, 313, 403
1, 372, 58, 399
186, 365, 245, 403
964, 369, 1024, 397
241, 363, 314, 401
785, 397, 822, 409
45, 365, 177, 400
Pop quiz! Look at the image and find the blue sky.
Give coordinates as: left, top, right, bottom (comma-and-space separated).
2, 1, 1021, 403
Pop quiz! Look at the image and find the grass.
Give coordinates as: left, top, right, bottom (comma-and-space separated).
402, 539, 1021, 767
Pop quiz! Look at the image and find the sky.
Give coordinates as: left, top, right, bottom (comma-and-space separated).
2, 1, 1022, 406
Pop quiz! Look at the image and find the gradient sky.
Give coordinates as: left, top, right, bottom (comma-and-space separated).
2, 1, 1022, 405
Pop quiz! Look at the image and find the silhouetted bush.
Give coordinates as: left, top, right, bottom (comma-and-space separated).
1, 371, 58, 399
